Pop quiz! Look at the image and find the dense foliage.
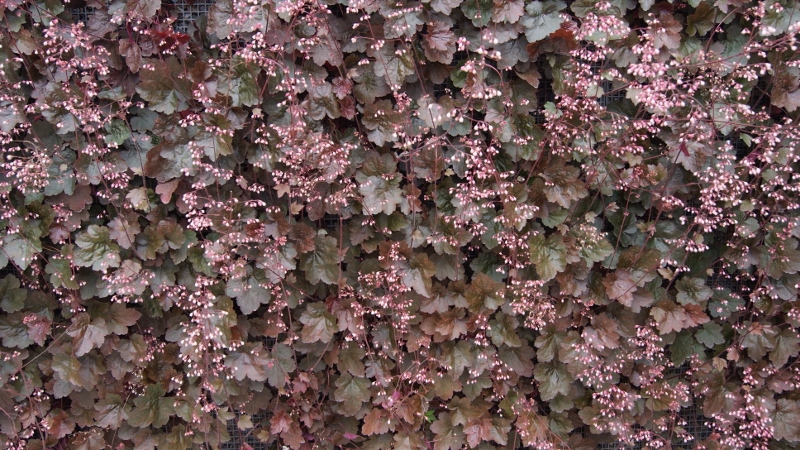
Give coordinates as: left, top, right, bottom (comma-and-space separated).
1, 0, 800, 448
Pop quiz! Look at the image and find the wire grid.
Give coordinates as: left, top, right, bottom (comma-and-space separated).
0, 264, 16, 278
222, 412, 270, 450
598, 79, 627, 107
673, 403, 713, 449
683, 197, 701, 220
594, 408, 712, 450
589, 58, 626, 108
171, 0, 215, 33
322, 214, 349, 231
70, 4, 96, 24
533, 59, 556, 125
748, 77, 772, 113
713, 131, 750, 161
69, 0, 214, 32
595, 362, 711, 450
730, 135, 749, 160
263, 336, 278, 349
705, 257, 753, 297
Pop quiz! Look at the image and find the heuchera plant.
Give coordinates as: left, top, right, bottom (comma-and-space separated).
1, 0, 800, 448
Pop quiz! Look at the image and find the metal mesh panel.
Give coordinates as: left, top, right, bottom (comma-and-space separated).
590, 58, 626, 107
748, 78, 772, 114
70, 4, 96, 24
171, 0, 215, 33
222, 412, 270, 450
674, 403, 713, 449
594, 362, 711, 450
533, 59, 556, 125
0, 263, 16, 277
593, 408, 712, 449
321, 213, 351, 232
596, 440, 640, 450
263, 336, 278, 348
70, 0, 214, 31
598, 79, 627, 107
730, 135, 749, 160
683, 197, 701, 220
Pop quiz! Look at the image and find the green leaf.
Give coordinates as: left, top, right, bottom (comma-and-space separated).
308, 82, 341, 120
30, 0, 65, 24
528, 234, 567, 282
687, 2, 715, 36
52, 352, 83, 387
361, 100, 401, 146
653, 11, 682, 49
670, 332, 695, 366
0, 312, 33, 348
372, 43, 415, 91
741, 323, 778, 360
676, 277, 712, 305
498, 344, 535, 377
541, 162, 588, 208
334, 373, 371, 416
104, 119, 131, 146
126, 0, 161, 18
135, 58, 190, 114
219, 59, 260, 107
338, 343, 366, 377
488, 312, 522, 347
225, 343, 269, 382
160, 425, 191, 450
695, 322, 725, 348
74, 225, 121, 271
265, 343, 296, 388
770, 328, 800, 367
299, 302, 338, 343
357, 174, 403, 215
381, 1, 424, 38
106, 303, 142, 335
127, 385, 173, 428
775, 399, 800, 442
493, 0, 524, 23
534, 326, 565, 362
66, 313, 110, 357
299, 235, 340, 285
521, 1, 566, 43
353, 63, 392, 104
761, 0, 800, 37
572, 224, 613, 264
94, 394, 129, 429
465, 273, 505, 312
226, 276, 271, 315
461, 0, 493, 26
533, 361, 572, 401
45, 257, 80, 290
0, 275, 25, 313
2, 232, 42, 270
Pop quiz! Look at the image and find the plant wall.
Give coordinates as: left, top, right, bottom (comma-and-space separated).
1, 0, 800, 448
